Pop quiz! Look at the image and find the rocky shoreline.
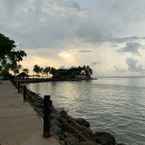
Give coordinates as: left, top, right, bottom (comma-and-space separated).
11, 80, 127, 145
50, 109, 127, 145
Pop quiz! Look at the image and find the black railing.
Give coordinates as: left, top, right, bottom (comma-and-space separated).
10, 79, 96, 142
11, 79, 53, 138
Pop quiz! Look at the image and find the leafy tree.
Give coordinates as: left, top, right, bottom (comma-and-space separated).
22, 68, 29, 75
11, 64, 22, 75
0, 33, 26, 75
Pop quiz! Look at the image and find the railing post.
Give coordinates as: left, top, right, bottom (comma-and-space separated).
23, 86, 26, 102
17, 81, 20, 93
43, 95, 52, 138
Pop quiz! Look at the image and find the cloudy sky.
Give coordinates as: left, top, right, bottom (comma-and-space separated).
1, 0, 145, 76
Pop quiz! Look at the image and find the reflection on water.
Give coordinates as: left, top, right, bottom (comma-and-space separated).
28, 78, 145, 145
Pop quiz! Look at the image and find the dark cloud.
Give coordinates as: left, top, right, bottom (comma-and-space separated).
118, 42, 142, 55
126, 58, 145, 72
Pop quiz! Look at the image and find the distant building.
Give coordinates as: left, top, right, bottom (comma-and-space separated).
16, 72, 29, 79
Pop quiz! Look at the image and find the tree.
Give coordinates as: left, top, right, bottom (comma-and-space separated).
49, 67, 56, 76
43, 67, 50, 76
22, 68, 29, 75
33, 65, 93, 79
11, 64, 22, 75
33, 65, 42, 76
82, 65, 93, 79
0, 33, 26, 75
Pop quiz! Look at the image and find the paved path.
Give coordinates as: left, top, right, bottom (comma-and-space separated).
0, 80, 60, 145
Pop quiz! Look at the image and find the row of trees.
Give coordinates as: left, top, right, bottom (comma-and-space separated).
51, 65, 93, 79
33, 65, 93, 79
33, 65, 55, 76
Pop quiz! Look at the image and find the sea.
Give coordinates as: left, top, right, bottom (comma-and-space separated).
28, 77, 145, 145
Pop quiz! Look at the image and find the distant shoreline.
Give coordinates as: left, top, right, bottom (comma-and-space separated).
98, 75, 145, 78
14, 77, 95, 83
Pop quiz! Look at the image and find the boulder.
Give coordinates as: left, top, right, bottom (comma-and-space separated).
79, 141, 99, 145
75, 118, 90, 128
94, 132, 116, 145
60, 110, 68, 118
63, 133, 79, 145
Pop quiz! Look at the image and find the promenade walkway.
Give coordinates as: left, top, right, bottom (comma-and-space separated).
0, 80, 59, 145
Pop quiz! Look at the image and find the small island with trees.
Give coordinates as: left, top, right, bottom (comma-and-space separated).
0, 33, 93, 81
33, 65, 93, 81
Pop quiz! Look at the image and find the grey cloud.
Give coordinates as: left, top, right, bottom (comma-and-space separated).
109, 36, 145, 43
0, 0, 83, 48
118, 42, 142, 55
64, 0, 80, 10
74, 0, 145, 44
126, 58, 145, 72
114, 66, 126, 73
0, 1, 66, 48
1, 0, 145, 48
2, 0, 26, 15
91, 61, 101, 66
79, 49, 93, 53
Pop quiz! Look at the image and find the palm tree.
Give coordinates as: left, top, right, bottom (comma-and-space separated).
33, 65, 41, 77
83, 65, 93, 79
43, 67, 50, 77
49, 67, 56, 76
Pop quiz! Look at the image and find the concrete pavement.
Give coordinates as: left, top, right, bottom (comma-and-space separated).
0, 80, 60, 145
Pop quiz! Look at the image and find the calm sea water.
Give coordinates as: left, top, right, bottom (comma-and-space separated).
28, 78, 145, 145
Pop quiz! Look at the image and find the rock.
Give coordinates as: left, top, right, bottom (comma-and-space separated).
79, 141, 100, 145
117, 144, 127, 145
94, 132, 116, 145
49, 111, 64, 136
75, 118, 90, 128
60, 110, 68, 118
63, 133, 79, 145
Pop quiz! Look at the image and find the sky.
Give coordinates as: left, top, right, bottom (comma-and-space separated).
1, 0, 145, 76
